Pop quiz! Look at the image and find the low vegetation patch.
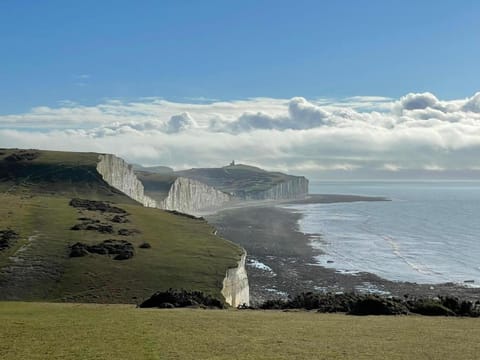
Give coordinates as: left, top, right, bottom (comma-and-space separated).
110, 214, 129, 223
0, 229, 19, 251
4, 150, 40, 162
70, 239, 134, 260
69, 198, 127, 214
139, 289, 224, 309
117, 228, 140, 236
259, 292, 480, 317
70, 220, 114, 234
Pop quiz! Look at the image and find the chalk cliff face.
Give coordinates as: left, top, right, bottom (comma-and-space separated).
96, 154, 157, 207
221, 251, 249, 307
241, 177, 309, 201
159, 177, 232, 215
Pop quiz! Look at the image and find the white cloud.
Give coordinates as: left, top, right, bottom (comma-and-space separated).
2, 92, 480, 178
165, 112, 198, 133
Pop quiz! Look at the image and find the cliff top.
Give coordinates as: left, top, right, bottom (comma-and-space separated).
175, 163, 307, 195
0, 148, 130, 200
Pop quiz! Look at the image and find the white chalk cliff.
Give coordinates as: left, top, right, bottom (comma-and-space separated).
221, 251, 250, 307
95, 153, 248, 306
96, 154, 157, 207
158, 177, 232, 215
242, 177, 309, 200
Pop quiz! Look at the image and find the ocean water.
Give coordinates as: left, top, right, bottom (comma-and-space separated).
283, 181, 480, 286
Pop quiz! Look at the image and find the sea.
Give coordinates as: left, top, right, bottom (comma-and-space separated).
283, 181, 480, 287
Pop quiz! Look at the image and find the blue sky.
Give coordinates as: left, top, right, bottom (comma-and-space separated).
1, 0, 479, 113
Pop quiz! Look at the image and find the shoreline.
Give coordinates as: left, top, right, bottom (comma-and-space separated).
206, 195, 480, 305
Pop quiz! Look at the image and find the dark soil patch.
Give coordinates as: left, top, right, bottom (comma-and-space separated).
69, 198, 127, 214
70, 223, 114, 234
118, 228, 140, 236
111, 215, 129, 223
0, 229, 20, 251
139, 289, 224, 309
69, 240, 134, 260
5, 150, 40, 162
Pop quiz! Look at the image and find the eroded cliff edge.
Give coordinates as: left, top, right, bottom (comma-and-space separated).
221, 251, 250, 307
97, 154, 157, 207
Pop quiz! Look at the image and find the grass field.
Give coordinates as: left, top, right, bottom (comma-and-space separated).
0, 193, 242, 303
1, 302, 479, 360
0, 149, 243, 303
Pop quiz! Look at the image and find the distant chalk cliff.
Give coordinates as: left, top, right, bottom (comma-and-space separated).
158, 177, 232, 215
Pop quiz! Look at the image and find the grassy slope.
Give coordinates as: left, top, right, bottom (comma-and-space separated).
1, 302, 480, 360
0, 149, 242, 303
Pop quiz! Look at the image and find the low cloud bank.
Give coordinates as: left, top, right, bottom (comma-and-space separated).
2, 92, 480, 178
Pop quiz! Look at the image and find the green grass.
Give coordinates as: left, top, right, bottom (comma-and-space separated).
1, 302, 480, 360
0, 193, 242, 303
0, 148, 243, 303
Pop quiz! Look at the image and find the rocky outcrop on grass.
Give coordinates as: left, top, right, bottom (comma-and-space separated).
70, 220, 114, 234
0, 229, 20, 251
5, 150, 39, 162
117, 228, 140, 236
111, 215, 129, 223
139, 289, 224, 309
69, 198, 127, 214
69, 239, 134, 260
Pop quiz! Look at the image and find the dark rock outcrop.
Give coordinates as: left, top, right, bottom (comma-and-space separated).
0, 229, 20, 251
118, 228, 140, 236
5, 150, 39, 162
70, 222, 114, 234
69, 240, 134, 260
111, 215, 129, 223
69, 198, 127, 214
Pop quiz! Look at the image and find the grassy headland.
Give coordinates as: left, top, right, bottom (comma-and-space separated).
0, 149, 243, 303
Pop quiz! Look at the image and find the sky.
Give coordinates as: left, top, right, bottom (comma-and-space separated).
1, 0, 480, 179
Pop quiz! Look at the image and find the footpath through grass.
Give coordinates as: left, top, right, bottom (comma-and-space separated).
1, 302, 480, 360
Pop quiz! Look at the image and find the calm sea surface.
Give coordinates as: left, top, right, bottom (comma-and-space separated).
283, 181, 480, 286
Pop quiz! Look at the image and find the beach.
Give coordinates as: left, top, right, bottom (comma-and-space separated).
207, 195, 480, 305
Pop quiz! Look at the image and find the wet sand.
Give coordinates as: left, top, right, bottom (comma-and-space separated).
207, 195, 480, 305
